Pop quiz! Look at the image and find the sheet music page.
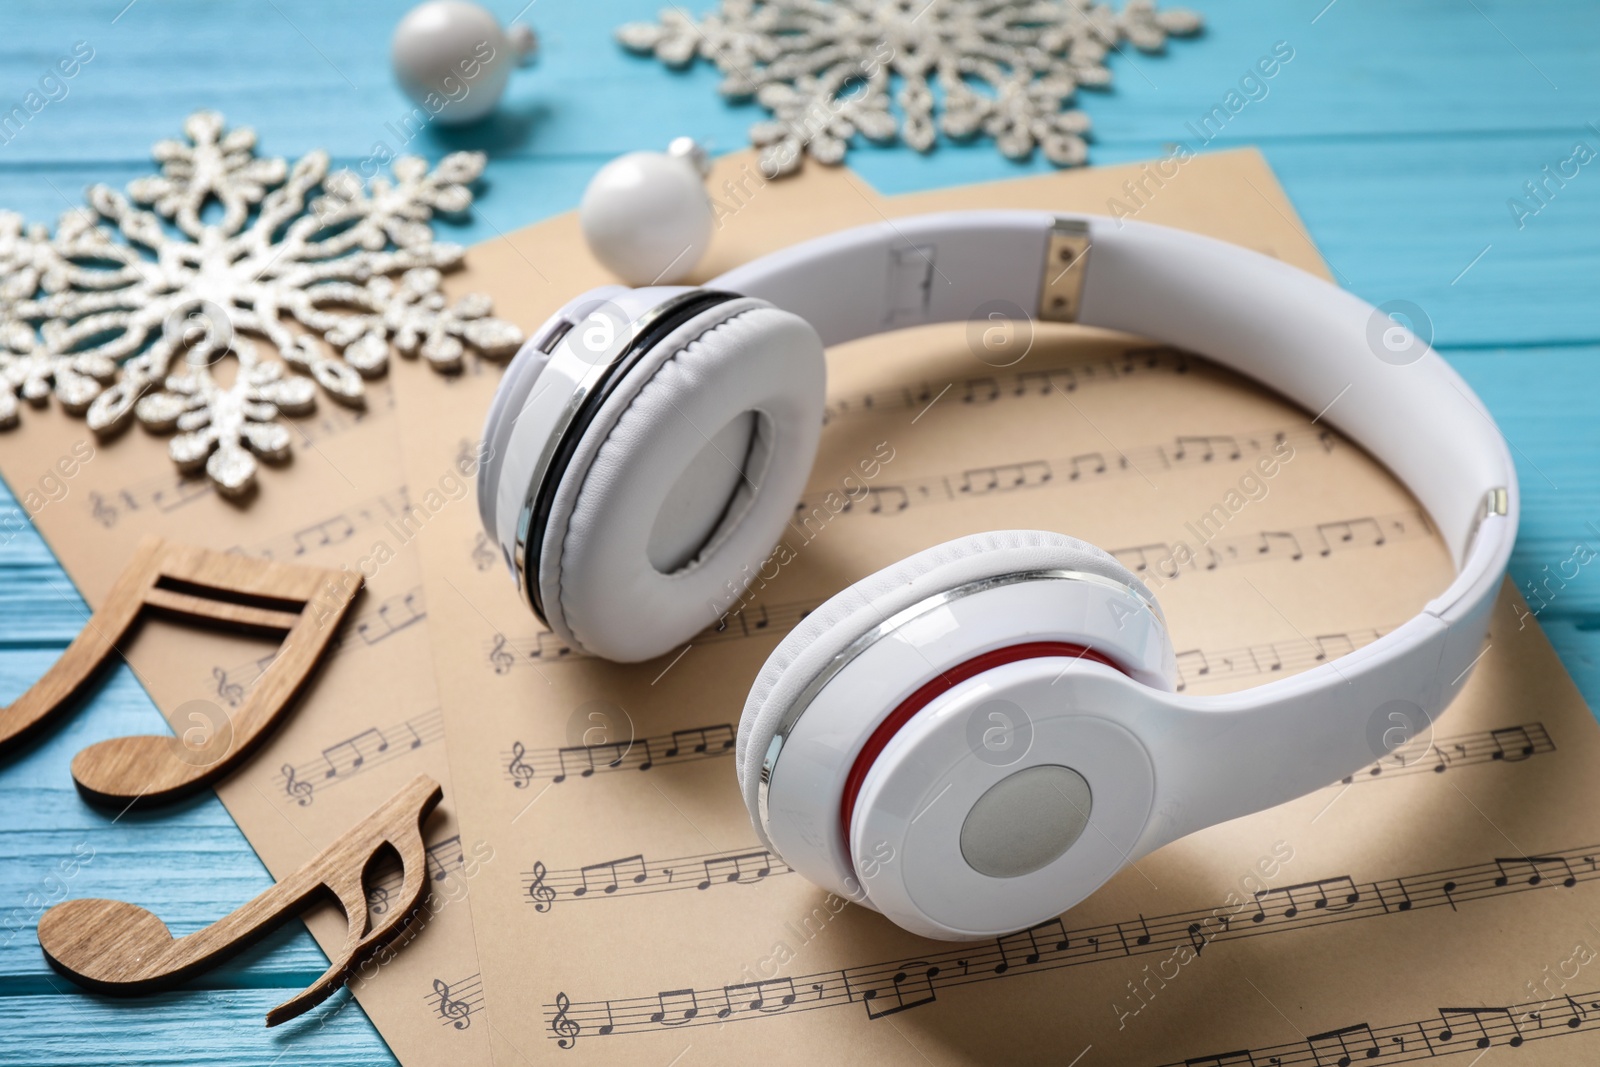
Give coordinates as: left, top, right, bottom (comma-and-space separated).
0, 380, 490, 1059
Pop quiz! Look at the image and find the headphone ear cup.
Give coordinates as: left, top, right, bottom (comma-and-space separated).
539, 298, 825, 662
735, 530, 1173, 853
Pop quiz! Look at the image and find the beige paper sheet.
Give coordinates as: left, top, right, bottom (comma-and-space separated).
387, 147, 1600, 1066
0, 378, 489, 1059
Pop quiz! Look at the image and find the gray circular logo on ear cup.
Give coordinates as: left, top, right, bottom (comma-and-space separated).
167, 699, 233, 767
1364, 698, 1434, 766
966, 300, 1035, 368
1367, 300, 1433, 366
965, 697, 1034, 767
960, 764, 1092, 878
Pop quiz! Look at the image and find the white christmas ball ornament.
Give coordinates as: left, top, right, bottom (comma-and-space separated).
391, 1, 537, 126
580, 139, 714, 286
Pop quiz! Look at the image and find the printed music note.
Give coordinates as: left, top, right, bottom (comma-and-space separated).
1315, 517, 1387, 556
1490, 724, 1536, 760
552, 742, 627, 783
471, 532, 496, 571
1174, 649, 1211, 692
1183, 1053, 1257, 1067
1260, 877, 1362, 918
507, 741, 535, 788
958, 466, 1001, 494
281, 763, 313, 807
1173, 434, 1242, 463
1493, 855, 1578, 888
1114, 543, 1177, 579
698, 851, 774, 890
665, 724, 735, 758
1306, 1022, 1379, 1066
994, 919, 1070, 972
573, 855, 648, 896
961, 376, 1000, 404
650, 988, 700, 1026
434, 978, 472, 1029
718, 978, 798, 1017
366, 884, 389, 915
550, 992, 580, 1048
1255, 531, 1304, 561
489, 633, 515, 674
1068, 451, 1108, 479
1436, 1006, 1523, 1049
862, 964, 938, 1019
320, 727, 389, 779
212, 665, 244, 708
1313, 633, 1356, 662
864, 485, 909, 513
292, 514, 356, 554
527, 861, 556, 912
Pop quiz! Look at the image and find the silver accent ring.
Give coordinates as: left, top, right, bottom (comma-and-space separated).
755, 566, 1165, 840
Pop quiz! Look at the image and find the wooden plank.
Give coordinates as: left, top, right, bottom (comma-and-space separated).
0, 989, 395, 1066
0, 2, 1594, 1065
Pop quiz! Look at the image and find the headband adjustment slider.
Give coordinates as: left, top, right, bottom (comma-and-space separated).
1039, 218, 1091, 323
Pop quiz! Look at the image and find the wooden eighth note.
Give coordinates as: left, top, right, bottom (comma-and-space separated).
0, 536, 361, 804
39, 774, 442, 1026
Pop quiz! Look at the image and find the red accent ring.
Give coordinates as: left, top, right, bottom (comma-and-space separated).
837, 641, 1131, 866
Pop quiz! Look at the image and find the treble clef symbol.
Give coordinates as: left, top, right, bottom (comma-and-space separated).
528, 860, 556, 913
433, 978, 472, 1029
507, 741, 535, 788
213, 665, 244, 708
490, 633, 514, 675
282, 763, 313, 807
551, 992, 580, 1049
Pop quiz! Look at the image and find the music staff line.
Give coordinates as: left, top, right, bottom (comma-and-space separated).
513, 722, 1551, 915
85, 381, 395, 526
212, 584, 428, 702
501, 723, 735, 788
486, 506, 1433, 674
522, 847, 794, 912
497, 714, 1549, 799
799, 423, 1334, 519
543, 843, 1600, 1044
274, 707, 443, 807
366, 833, 468, 916
819, 345, 1190, 425
1162, 986, 1600, 1066
235, 486, 411, 561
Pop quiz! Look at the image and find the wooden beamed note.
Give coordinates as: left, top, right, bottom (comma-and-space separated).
40, 775, 443, 1025
0, 535, 361, 804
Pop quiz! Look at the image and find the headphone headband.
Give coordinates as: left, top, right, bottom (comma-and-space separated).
708, 210, 1515, 839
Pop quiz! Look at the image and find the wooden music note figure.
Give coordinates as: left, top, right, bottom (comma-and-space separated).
0, 536, 361, 805
38, 775, 442, 1026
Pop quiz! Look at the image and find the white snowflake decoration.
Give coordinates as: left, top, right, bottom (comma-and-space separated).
619, 0, 1203, 177
0, 111, 523, 496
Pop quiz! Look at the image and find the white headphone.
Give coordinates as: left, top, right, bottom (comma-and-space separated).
478, 211, 1516, 941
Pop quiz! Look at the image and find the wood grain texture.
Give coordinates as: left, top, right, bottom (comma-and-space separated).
0, 536, 362, 806
37, 775, 442, 1026
0, 1, 1595, 1063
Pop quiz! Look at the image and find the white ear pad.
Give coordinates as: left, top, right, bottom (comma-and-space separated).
735, 530, 1172, 838
539, 298, 825, 662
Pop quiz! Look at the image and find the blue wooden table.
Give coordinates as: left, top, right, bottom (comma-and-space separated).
1, 1, 1597, 1062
